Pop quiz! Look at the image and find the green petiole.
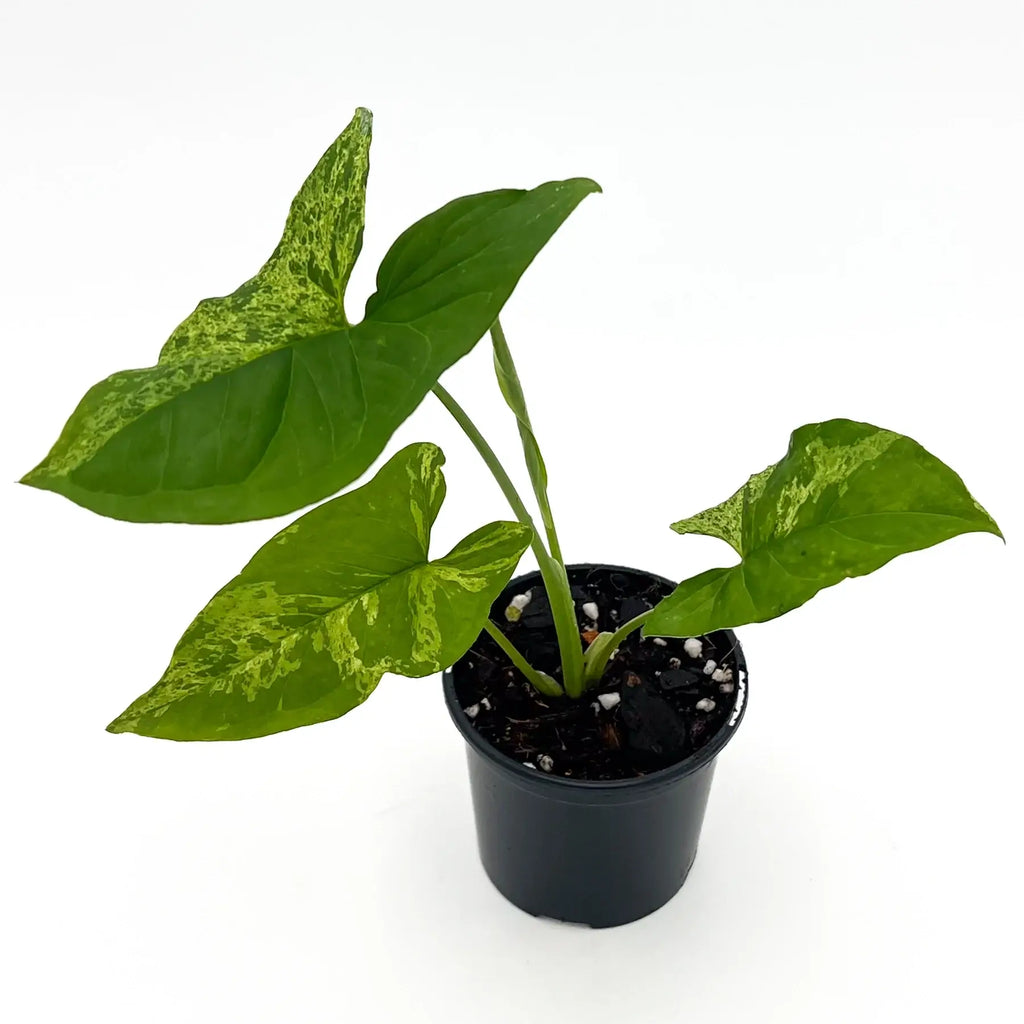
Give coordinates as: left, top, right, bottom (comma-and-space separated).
581, 609, 655, 687
482, 620, 564, 697
432, 383, 586, 695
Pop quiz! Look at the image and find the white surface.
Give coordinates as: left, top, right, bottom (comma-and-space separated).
2, 2, 1021, 1021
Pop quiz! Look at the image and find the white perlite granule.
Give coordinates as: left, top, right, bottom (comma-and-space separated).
597, 692, 621, 710
504, 591, 532, 622
683, 638, 703, 658
582, 601, 599, 621
703, 659, 717, 675
537, 754, 554, 772
696, 698, 716, 712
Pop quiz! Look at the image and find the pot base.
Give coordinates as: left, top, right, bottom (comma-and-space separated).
467, 742, 716, 927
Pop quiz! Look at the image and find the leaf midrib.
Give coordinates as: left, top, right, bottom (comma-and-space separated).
744, 507, 988, 557
371, 192, 515, 306
197, 555, 435, 688
74, 326, 374, 497
213, 520, 521, 688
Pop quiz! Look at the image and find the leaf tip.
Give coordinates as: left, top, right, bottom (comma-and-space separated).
578, 177, 602, 195
415, 440, 446, 471
105, 700, 146, 736
17, 466, 63, 497
554, 177, 602, 198
18, 461, 45, 487
352, 106, 373, 134
969, 496, 1004, 542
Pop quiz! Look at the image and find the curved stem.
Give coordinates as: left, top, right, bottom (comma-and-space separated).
582, 609, 654, 687
432, 382, 542, 545
482, 620, 564, 697
432, 383, 585, 694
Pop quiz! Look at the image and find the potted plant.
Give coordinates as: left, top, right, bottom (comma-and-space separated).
21, 108, 1002, 927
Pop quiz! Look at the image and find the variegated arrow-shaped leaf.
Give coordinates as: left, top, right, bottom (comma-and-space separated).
645, 419, 1002, 637
107, 443, 531, 740
22, 109, 599, 523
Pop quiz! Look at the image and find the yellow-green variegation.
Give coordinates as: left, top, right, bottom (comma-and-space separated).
645, 419, 1002, 637
107, 443, 531, 740
22, 109, 600, 524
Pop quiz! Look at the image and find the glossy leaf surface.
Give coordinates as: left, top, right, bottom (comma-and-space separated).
22, 109, 599, 523
107, 443, 531, 739
645, 419, 1002, 637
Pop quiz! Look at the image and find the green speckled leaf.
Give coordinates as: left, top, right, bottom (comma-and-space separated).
22, 109, 372, 522
22, 111, 599, 524
107, 443, 531, 740
645, 419, 1002, 637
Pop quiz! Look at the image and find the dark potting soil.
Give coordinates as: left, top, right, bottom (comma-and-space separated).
449, 566, 742, 782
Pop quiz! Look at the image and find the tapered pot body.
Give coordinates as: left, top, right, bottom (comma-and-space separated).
443, 564, 748, 928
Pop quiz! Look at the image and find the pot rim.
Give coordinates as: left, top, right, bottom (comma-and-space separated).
442, 562, 748, 796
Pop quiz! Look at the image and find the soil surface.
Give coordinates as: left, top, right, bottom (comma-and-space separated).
449, 566, 743, 781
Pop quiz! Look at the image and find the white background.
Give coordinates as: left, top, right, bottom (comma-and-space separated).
2, 1, 1021, 1021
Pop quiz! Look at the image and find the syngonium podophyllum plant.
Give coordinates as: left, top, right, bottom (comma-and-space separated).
22, 109, 1002, 740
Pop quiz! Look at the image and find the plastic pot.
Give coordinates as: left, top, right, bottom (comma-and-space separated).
442, 564, 748, 928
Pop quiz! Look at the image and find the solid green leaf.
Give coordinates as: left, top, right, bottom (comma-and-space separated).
107, 443, 531, 740
22, 110, 599, 524
645, 419, 1002, 637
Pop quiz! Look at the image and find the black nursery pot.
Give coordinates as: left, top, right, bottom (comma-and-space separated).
442, 564, 748, 928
